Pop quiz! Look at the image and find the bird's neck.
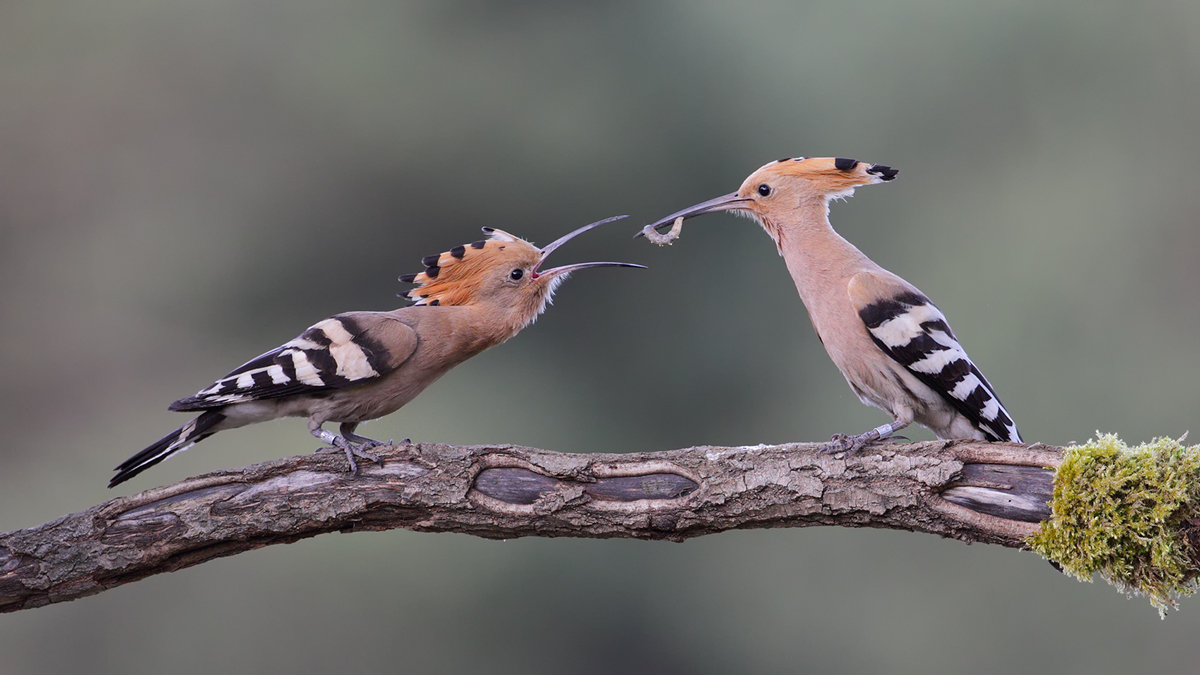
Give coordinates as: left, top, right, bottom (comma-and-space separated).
398, 304, 528, 360
413, 288, 553, 349
466, 303, 536, 347
764, 197, 876, 307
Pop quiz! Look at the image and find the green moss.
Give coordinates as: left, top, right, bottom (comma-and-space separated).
1029, 433, 1200, 615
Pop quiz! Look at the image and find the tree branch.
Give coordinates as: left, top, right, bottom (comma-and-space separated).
0, 439, 1063, 613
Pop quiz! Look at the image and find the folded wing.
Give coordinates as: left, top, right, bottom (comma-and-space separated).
169, 313, 417, 411
850, 272, 1021, 442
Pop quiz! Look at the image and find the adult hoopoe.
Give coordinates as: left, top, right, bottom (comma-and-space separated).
639, 157, 1020, 451
110, 216, 643, 488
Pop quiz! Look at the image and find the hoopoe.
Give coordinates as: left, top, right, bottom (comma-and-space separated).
110, 216, 643, 488
639, 157, 1020, 451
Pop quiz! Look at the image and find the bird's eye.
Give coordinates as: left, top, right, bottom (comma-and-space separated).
509, 268, 524, 281
757, 184, 771, 197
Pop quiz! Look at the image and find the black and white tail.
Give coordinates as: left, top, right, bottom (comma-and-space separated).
110, 411, 226, 488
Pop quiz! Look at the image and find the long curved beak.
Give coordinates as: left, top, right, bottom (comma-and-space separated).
539, 215, 628, 260
537, 261, 646, 278
533, 215, 644, 277
635, 192, 750, 238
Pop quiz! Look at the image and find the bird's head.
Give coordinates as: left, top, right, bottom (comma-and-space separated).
400, 215, 643, 323
639, 157, 897, 241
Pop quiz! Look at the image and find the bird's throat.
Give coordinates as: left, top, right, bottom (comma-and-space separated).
773, 199, 873, 310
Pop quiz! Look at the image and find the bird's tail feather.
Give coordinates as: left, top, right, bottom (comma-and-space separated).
110, 411, 225, 488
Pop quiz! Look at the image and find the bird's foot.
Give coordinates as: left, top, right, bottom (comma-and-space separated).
821, 431, 881, 455
315, 436, 385, 475
356, 438, 391, 454
340, 430, 391, 456
362, 438, 435, 468
822, 433, 857, 454
821, 420, 909, 455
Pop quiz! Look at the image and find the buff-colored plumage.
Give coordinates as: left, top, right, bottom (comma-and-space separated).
111, 218, 641, 488
641, 157, 1020, 450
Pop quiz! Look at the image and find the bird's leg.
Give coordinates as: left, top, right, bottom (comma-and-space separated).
339, 422, 393, 452
823, 419, 910, 454
337, 423, 431, 469
309, 421, 384, 475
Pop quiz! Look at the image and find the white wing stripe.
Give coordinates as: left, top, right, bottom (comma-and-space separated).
267, 364, 289, 384
950, 373, 984, 401
908, 346, 969, 374
872, 303, 943, 348
980, 397, 1001, 421
315, 319, 380, 380
288, 350, 326, 386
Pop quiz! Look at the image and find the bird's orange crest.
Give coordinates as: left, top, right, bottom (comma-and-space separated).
399, 228, 541, 307
740, 157, 898, 199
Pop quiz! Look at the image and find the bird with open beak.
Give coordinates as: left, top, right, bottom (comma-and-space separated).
111, 216, 644, 488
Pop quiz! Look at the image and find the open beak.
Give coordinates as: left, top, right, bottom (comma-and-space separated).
534, 215, 646, 278
536, 261, 646, 278
635, 192, 750, 238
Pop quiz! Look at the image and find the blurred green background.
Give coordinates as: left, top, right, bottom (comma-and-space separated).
3, 1, 1200, 673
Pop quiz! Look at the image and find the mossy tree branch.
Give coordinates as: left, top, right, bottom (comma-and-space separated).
0, 439, 1063, 614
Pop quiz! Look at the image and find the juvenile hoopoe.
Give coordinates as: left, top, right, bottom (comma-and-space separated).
110, 216, 643, 488
639, 157, 1020, 451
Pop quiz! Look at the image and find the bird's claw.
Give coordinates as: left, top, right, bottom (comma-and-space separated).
317, 436, 433, 472
820, 432, 881, 455
357, 439, 392, 460
821, 433, 857, 454
352, 445, 384, 469
315, 437, 385, 474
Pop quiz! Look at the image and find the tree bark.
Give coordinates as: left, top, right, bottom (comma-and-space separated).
0, 439, 1062, 613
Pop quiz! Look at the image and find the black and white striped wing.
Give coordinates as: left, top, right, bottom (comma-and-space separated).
169, 313, 416, 411
855, 287, 1021, 442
